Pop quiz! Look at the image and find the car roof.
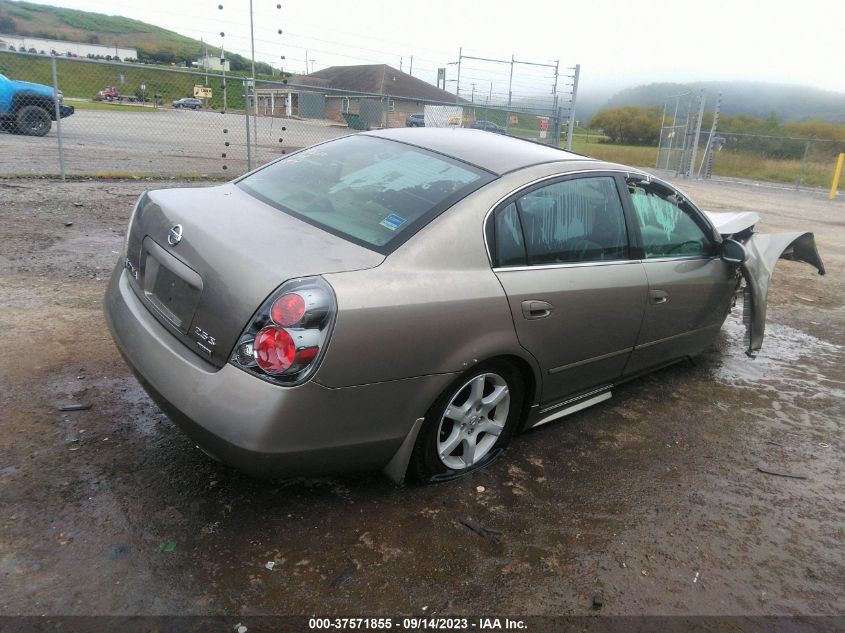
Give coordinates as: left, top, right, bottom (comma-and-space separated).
365, 128, 591, 176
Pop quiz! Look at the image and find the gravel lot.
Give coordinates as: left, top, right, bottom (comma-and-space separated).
0, 175, 843, 618
0, 108, 354, 177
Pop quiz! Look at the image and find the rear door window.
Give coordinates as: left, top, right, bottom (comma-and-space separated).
516, 175, 629, 265
238, 135, 494, 254
494, 203, 526, 267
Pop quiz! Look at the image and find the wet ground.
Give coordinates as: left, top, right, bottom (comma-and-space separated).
0, 177, 843, 616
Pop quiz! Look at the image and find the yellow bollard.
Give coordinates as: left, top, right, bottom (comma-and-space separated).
830, 153, 845, 200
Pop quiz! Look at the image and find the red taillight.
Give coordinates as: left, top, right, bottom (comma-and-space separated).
270, 293, 305, 327
231, 277, 335, 386
296, 346, 319, 365
253, 326, 295, 374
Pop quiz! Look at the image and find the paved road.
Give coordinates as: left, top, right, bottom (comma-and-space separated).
0, 108, 355, 177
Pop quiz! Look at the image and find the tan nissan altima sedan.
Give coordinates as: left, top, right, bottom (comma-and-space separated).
104, 128, 824, 484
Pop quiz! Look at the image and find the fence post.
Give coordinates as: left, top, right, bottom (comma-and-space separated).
656, 103, 667, 169
504, 54, 514, 135
554, 106, 563, 147
50, 56, 66, 181
796, 139, 811, 190
565, 64, 580, 151
244, 78, 252, 171
687, 91, 705, 178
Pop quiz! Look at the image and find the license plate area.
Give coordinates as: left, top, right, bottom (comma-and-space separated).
140, 237, 203, 333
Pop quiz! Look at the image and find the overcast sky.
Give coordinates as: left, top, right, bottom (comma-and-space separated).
18, 0, 845, 103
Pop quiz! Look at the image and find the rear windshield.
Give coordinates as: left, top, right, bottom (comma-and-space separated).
237, 135, 494, 253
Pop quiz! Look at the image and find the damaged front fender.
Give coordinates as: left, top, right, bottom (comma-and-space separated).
739, 232, 825, 356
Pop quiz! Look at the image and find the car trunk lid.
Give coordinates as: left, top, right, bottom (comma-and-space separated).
124, 183, 384, 367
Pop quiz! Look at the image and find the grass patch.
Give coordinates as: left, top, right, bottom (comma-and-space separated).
711, 153, 833, 187
570, 137, 656, 167
567, 136, 837, 187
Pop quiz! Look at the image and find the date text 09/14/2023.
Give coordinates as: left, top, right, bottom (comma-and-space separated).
308, 617, 527, 630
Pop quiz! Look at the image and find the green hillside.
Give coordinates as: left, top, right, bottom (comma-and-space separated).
0, 49, 249, 110
0, 0, 275, 74
604, 81, 845, 124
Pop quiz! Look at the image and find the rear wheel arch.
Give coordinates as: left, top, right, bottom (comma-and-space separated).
480, 353, 537, 431
410, 358, 526, 482
407, 350, 544, 483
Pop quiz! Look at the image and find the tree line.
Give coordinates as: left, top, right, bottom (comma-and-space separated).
589, 105, 845, 158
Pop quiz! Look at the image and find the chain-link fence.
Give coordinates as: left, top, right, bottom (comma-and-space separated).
655, 92, 695, 175
708, 132, 844, 189
653, 90, 845, 189
1, 50, 578, 179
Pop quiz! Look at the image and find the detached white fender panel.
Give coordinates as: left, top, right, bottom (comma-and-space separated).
739, 232, 826, 356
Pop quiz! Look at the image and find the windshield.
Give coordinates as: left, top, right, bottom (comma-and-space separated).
237, 135, 494, 253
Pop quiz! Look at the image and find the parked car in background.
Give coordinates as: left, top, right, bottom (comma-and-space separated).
104, 128, 824, 485
471, 119, 505, 134
0, 73, 74, 136
172, 97, 202, 110
405, 112, 425, 127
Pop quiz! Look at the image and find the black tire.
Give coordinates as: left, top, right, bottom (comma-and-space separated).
411, 361, 524, 483
15, 105, 51, 137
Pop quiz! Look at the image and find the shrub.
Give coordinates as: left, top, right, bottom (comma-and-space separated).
589, 105, 664, 145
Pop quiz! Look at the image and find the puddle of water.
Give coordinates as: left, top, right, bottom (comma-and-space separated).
710, 313, 845, 401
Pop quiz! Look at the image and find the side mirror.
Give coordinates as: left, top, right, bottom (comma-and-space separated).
720, 238, 747, 266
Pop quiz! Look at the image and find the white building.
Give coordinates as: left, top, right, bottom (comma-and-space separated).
194, 54, 230, 72
0, 34, 137, 59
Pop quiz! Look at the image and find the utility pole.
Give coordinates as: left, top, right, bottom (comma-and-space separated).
470, 83, 476, 103
202, 38, 208, 87
409, 55, 413, 76
455, 47, 462, 104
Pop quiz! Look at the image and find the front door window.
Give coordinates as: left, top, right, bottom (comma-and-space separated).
627, 179, 715, 258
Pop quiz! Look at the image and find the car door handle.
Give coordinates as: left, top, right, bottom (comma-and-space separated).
521, 300, 553, 320
650, 289, 669, 305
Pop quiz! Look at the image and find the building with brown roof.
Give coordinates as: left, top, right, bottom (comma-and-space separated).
254, 64, 467, 129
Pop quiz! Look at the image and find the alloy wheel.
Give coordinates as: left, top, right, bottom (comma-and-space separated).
436, 372, 510, 470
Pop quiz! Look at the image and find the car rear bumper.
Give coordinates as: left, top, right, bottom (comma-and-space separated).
103, 265, 452, 477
